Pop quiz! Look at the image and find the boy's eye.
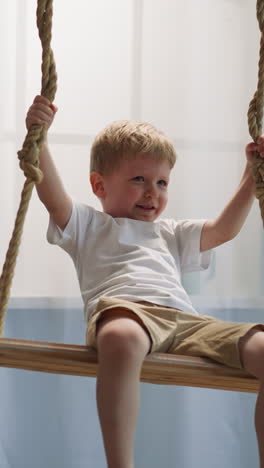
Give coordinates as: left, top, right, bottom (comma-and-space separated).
132, 177, 168, 186
158, 180, 167, 187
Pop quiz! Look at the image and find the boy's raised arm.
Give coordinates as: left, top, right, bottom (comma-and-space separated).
200, 137, 264, 252
26, 95, 72, 230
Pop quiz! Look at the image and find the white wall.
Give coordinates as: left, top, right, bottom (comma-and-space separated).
0, 0, 263, 298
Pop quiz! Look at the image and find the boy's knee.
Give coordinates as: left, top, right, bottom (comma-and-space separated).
239, 326, 264, 379
96, 308, 151, 357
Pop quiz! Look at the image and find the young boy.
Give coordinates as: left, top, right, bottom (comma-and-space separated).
27, 95, 264, 468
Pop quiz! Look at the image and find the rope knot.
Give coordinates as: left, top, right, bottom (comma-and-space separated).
19, 159, 43, 184
17, 141, 43, 184
251, 156, 264, 184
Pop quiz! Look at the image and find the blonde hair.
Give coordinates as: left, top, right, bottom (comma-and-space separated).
90, 120, 177, 175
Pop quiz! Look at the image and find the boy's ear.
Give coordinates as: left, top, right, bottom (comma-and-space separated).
90, 172, 106, 198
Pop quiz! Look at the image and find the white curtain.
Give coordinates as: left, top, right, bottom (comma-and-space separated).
0, 1, 263, 467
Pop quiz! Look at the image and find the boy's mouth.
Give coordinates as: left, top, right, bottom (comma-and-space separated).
136, 205, 155, 211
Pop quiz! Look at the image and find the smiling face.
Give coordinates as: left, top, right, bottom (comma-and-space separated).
90, 154, 171, 222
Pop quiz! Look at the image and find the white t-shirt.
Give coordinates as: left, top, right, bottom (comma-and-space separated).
47, 202, 212, 322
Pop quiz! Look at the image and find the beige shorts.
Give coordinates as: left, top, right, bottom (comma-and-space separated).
86, 296, 264, 369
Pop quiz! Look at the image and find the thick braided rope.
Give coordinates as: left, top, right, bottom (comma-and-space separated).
0, 0, 57, 336
248, 0, 264, 222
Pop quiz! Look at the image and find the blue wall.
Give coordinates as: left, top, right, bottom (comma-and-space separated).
0, 301, 260, 468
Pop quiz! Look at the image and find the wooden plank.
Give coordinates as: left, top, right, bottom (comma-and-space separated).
142, 353, 259, 393
0, 338, 259, 393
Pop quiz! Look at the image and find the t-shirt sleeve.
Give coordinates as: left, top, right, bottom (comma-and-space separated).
174, 219, 212, 273
46, 202, 93, 259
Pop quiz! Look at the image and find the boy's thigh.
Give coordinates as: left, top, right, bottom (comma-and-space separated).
86, 297, 178, 354
87, 307, 152, 355
238, 325, 264, 378
168, 312, 264, 369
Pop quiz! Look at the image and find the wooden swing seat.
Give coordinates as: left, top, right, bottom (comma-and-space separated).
0, 338, 259, 393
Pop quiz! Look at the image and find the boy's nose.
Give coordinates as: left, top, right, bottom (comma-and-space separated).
144, 188, 155, 198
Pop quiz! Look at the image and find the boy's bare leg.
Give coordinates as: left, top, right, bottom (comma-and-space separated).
96, 310, 151, 468
255, 385, 264, 468
239, 328, 264, 468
